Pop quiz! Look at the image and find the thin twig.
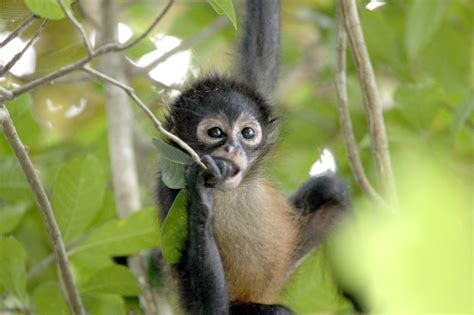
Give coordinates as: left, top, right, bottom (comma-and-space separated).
340, 0, 397, 205
0, 0, 174, 103
335, 1, 385, 206
0, 105, 85, 315
82, 65, 206, 169
0, 19, 48, 77
0, 15, 37, 48
134, 16, 228, 76
58, 0, 93, 56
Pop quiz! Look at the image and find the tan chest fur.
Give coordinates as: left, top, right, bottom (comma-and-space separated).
211, 179, 298, 303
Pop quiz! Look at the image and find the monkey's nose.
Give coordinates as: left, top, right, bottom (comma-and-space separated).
224, 144, 235, 153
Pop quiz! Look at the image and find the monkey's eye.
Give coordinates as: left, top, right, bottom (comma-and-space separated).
207, 127, 224, 138
241, 127, 256, 139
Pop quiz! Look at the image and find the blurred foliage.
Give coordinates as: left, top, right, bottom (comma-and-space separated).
330, 151, 473, 313
0, 0, 472, 314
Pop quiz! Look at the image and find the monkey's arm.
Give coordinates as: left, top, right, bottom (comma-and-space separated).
236, 0, 280, 97
289, 174, 350, 261
159, 157, 233, 314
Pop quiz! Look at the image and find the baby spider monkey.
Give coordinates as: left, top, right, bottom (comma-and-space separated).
156, 1, 349, 314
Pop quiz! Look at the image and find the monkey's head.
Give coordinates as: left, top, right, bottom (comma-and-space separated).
166, 76, 278, 189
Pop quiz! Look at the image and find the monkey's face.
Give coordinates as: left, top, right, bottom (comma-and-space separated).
196, 112, 263, 189
168, 78, 277, 189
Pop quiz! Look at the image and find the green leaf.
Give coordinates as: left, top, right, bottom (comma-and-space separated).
0, 237, 27, 301
80, 265, 140, 296
152, 137, 192, 164
0, 157, 33, 202
71, 207, 160, 256
331, 152, 473, 313
153, 137, 191, 189
82, 294, 125, 315
280, 248, 352, 313
160, 157, 186, 189
70, 252, 114, 288
0, 94, 40, 153
24, 0, 71, 20
0, 202, 29, 234
208, 0, 237, 29
32, 282, 70, 315
451, 94, 474, 133
52, 155, 106, 243
160, 189, 188, 264
405, 0, 445, 59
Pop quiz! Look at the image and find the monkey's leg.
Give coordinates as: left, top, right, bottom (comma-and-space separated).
289, 173, 349, 261
230, 303, 294, 315
175, 156, 235, 314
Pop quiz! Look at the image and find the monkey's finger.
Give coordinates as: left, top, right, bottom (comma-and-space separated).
201, 155, 222, 187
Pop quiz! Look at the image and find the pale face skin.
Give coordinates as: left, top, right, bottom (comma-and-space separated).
196, 112, 263, 189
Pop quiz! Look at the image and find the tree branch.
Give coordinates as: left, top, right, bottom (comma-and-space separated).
0, 15, 37, 48
0, 19, 48, 77
335, 1, 385, 206
340, 0, 397, 205
97, 1, 173, 314
0, 0, 174, 103
82, 65, 206, 169
0, 105, 85, 315
58, 0, 93, 56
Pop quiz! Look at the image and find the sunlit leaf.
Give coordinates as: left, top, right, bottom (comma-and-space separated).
52, 155, 105, 243
0, 237, 27, 301
0, 202, 29, 234
32, 282, 69, 315
71, 207, 160, 257
24, 0, 71, 20
80, 265, 140, 296
208, 0, 237, 29
160, 189, 188, 264
405, 0, 445, 59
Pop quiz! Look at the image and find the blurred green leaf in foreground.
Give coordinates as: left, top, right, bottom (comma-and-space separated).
331, 150, 473, 313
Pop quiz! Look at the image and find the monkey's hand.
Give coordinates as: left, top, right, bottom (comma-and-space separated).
185, 155, 236, 216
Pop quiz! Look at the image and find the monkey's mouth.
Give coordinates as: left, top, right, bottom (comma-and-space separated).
223, 165, 242, 189
230, 167, 240, 177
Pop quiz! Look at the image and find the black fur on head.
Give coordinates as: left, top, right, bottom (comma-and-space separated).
164, 74, 279, 159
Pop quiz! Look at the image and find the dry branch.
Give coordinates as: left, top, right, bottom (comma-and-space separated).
340, 0, 397, 205
0, 105, 85, 315
335, 1, 385, 205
